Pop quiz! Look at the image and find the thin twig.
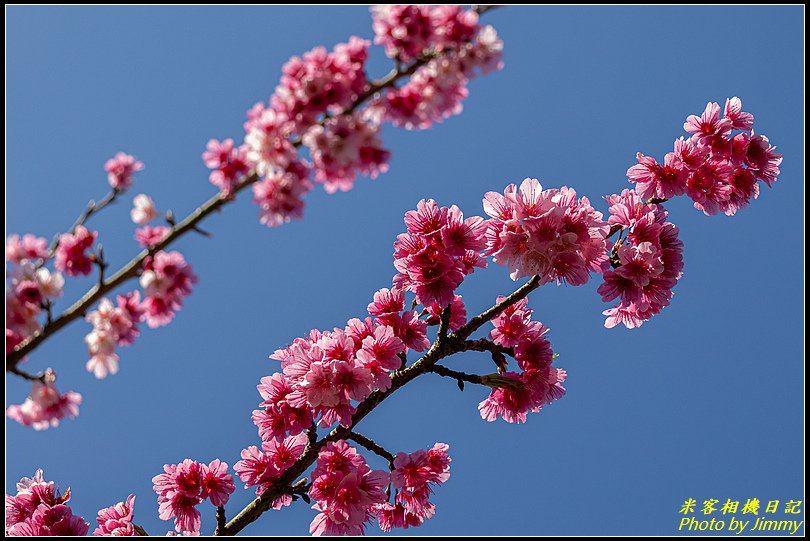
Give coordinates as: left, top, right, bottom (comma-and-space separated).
42, 189, 121, 266
348, 432, 396, 468
453, 275, 541, 341
9, 30, 478, 374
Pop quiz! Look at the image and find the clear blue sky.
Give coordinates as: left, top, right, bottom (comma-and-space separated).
6, 6, 804, 536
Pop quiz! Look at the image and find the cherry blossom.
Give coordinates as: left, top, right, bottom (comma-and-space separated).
6, 234, 48, 264
130, 194, 159, 225
6, 370, 82, 430
152, 459, 235, 534
598, 190, 684, 328
84, 292, 144, 378
93, 494, 140, 536
308, 441, 388, 536
105, 152, 144, 191
54, 225, 97, 277
202, 138, 253, 196
628, 97, 781, 216
139, 250, 197, 328
483, 178, 609, 284
5, 470, 88, 536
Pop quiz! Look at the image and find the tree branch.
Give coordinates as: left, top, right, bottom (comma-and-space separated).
41, 188, 122, 266
216, 272, 535, 535
453, 275, 541, 341
347, 432, 395, 468
8, 38, 476, 373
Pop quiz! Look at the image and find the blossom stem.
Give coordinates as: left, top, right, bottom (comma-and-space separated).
6, 365, 48, 383
41, 188, 121, 266
429, 364, 489, 386
453, 275, 541, 340
347, 432, 396, 468
214, 506, 227, 535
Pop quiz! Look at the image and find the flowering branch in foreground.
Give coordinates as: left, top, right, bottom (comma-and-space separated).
6, 5, 504, 428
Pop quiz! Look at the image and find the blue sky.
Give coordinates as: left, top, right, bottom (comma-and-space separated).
6, 6, 804, 536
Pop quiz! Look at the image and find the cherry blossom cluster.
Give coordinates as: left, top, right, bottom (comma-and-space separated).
152, 459, 235, 534
6, 241, 63, 351
479, 298, 567, 423
267, 317, 410, 429
597, 190, 685, 329
627, 97, 782, 216
374, 443, 452, 532
308, 440, 389, 535
483, 178, 610, 285
5, 469, 89, 536
54, 225, 97, 277
371, 5, 504, 130
6, 369, 82, 430
84, 292, 144, 378
93, 494, 141, 536
234, 432, 308, 505
139, 250, 198, 329
393, 199, 487, 307
200, 6, 502, 228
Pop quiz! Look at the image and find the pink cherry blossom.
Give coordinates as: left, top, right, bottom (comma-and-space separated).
84, 292, 143, 378
202, 138, 253, 196
308, 441, 389, 536
6, 469, 72, 533
7, 370, 82, 430
626, 151, 688, 200
105, 152, 144, 191
6, 234, 48, 264
6, 262, 64, 344
483, 179, 609, 284
54, 225, 97, 277
370, 5, 437, 62
372, 502, 425, 532
130, 194, 159, 225
724, 96, 754, 131
683, 102, 732, 143
425, 295, 467, 331
139, 250, 197, 328
378, 21, 502, 131
393, 199, 487, 307
271, 37, 369, 135
252, 160, 312, 227
390, 443, 451, 521
135, 225, 170, 247
93, 494, 139, 536
234, 433, 308, 497
599, 190, 684, 328
633, 97, 780, 216
252, 373, 313, 442
302, 112, 390, 194
152, 459, 235, 534
366, 287, 405, 320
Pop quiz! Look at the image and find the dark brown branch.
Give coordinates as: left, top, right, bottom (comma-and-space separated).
7, 365, 48, 383
453, 275, 541, 340
347, 432, 395, 467
214, 506, 227, 535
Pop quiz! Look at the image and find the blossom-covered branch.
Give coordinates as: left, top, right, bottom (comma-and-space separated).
6, 5, 505, 429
